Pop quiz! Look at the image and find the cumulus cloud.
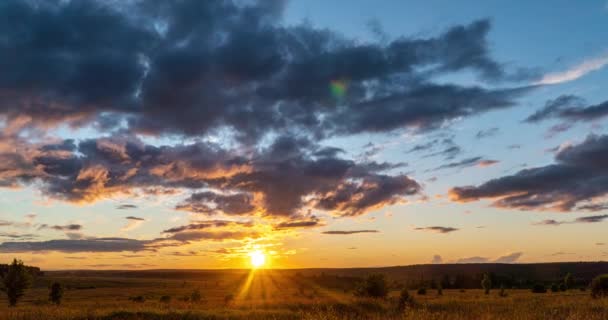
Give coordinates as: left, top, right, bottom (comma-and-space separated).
431, 254, 443, 264
450, 134, 608, 211
0, 0, 533, 141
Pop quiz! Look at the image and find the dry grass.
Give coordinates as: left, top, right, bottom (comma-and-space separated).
0, 271, 606, 319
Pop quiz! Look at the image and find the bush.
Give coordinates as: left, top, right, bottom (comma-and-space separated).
129, 295, 145, 303
531, 283, 547, 293
481, 274, 491, 295
590, 274, 608, 299
564, 273, 573, 290
436, 283, 442, 296
550, 283, 559, 292
417, 287, 426, 295
0, 259, 32, 307
190, 288, 203, 303
499, 285, 507, 297
224, 293, 234, 305
49, 282, 64, 305
159, 295, 171, 303
354, 274, 388, 298
397, 289, 415, 311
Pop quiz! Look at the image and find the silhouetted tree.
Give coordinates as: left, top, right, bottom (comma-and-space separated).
550, 283, 559, 292
397, 288, 415, 311
436, 282, 443, 296
564, 273, 573, 290
354, 274, 388, 298
499, 285, 507, 297
481, 274, 491, 294
531, 283, 547, 293
49, 282, 63, 305
0, 259, 32, 307
590, 274, 608, 299
190, 288, 202, 302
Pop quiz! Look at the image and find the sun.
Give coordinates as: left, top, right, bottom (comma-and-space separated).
249, 250, 266, 268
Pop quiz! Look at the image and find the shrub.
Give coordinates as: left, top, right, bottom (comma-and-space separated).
590, 274, 608, 299
159, 295, 171, 303
550, 283, 559, 292
436, 283, 443, 296
0, 259, 32, 307
559, 283, 567, 291
564, 273, 573, 290
397, 289, 415, 311
129, 295, 145, 303
354, 274, 389, 298
190, 288, 202, 303
481, 274, 491, 295
531, 283, 547, 293
49, 282, 64, 305
499, 285, 507, 297
417, 287, 426, 295
224, 293, 235, 305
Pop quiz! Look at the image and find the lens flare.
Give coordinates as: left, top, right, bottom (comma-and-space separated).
329, 79, 348, 101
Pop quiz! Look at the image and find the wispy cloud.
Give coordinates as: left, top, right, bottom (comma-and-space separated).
322, 230, 379, 235
536, 52, 608, 85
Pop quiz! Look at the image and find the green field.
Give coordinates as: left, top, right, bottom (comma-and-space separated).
1, 269, 607, 320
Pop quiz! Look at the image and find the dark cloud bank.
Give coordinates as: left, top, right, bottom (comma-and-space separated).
451, 134, 608, 212
0, 0, 544, 253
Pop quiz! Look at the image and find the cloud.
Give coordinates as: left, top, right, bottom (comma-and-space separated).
494, 252, 523, 263
432, 157, 498, 171
450, 134, 608, 211
475, 127, 499, 139
525, 95, 608, 132
273, 216, 322, 229
117, 204, 138, 210
0, 238, 152, 253
453, 252, 523, 264
535, 52, 608, 85
38, 224, 83, 232
454, 256, 489, 263
431, 254, 443, 264
0, 0, 532, 141
121, 216, 145, 232
414, 226, 459, 234
321, 230, 379, 235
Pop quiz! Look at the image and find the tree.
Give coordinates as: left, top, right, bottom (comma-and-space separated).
49, 282, 64, 305
481, 274, 491, 295
0, 259, 32, 307
499, 285, 507, 297
436, 282, 443, 296
531, 283, 547, 293
397, 288, 415, 311
564, 273, 573, 290
190, 288, 202, 302
590, 274, 608, 299
354, 274, 389, 298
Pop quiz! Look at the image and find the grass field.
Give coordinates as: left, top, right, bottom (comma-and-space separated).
1, 269, 607, 319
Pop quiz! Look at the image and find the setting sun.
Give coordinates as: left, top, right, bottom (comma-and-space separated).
249, 250, 266, 268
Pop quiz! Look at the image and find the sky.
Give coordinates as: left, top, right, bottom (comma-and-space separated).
1, 0, 608, 270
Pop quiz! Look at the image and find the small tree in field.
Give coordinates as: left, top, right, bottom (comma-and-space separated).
0, 259, 32, 307
481, 274, 491, 295
49, 282, 64, 305
590, 274, 608, 299
564, 273, 573, 290
436, 282, 443, 296
190, 288, 202, 302
354, 274, 388, 298
397, 288, 415, 311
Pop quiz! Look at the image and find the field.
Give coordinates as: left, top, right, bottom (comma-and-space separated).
1, 269, 607, 320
